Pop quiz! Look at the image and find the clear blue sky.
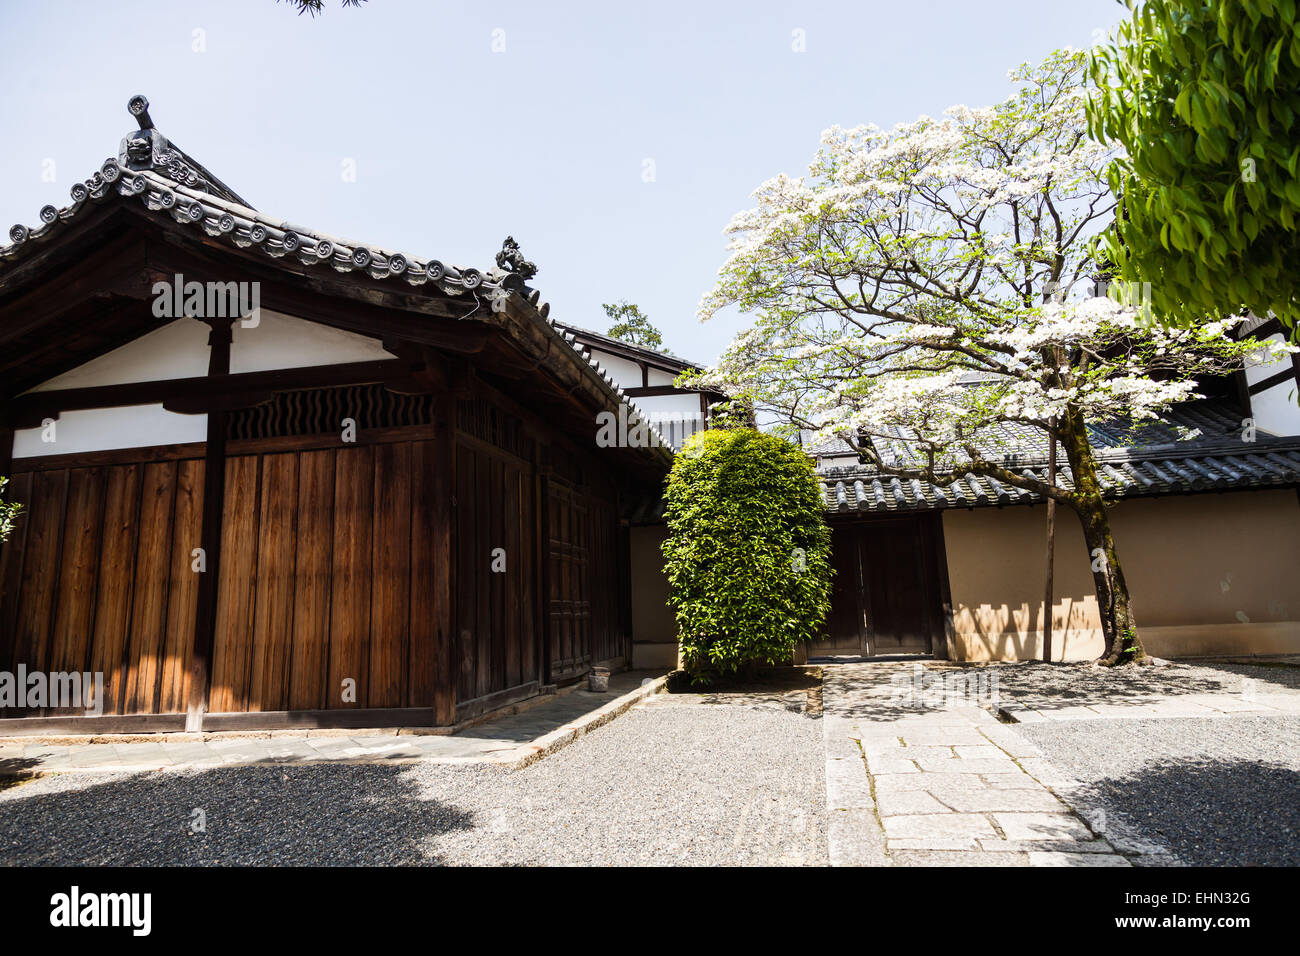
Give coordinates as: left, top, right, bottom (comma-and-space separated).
0, 0, 1127, 365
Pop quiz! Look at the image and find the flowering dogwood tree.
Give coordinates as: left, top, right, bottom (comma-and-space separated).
697, 50, 1290, 666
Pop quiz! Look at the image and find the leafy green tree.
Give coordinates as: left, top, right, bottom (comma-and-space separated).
602, 300, 668, 352
697, 50, 1283, 666
663, 428, 831, 683
1089, 0, 1300, 330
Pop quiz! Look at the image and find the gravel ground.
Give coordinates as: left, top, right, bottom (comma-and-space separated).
1019, 714, 1300, 866
0, 700, 827, 866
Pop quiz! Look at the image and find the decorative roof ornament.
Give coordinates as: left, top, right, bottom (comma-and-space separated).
127, 94, 154, 130
495, 236, 537, 281
115, 95, 250, 205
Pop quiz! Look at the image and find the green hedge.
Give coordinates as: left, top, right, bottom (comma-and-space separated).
662, 428, 832, 681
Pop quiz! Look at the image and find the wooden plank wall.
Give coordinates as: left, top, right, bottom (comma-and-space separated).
0, 458, 204, 715
0, 436, 452, 719
209, 439, 448, 714
454, 437, 539, 704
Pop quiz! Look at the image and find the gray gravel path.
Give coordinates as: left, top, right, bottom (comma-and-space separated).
1018, 714, 1300, 866
0, 701, 827, 866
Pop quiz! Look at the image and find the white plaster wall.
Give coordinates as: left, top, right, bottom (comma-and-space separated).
633, 393, 703, 420
647, 367, 678, 387
1244, 334, 1287, 387
631, 394, 706, 450
1251, 379, 1300, 437
585, 349, 643, 388
231, 309, 396, 373
12, 405, 208, 458
12, 311, 396, 459
28, 318, 211, 391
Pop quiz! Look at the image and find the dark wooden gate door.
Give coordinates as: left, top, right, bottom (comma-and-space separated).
546, 481, 591, 682
811, 517, 944, 656
860, 519, 936, 655
818, 524, 869, 651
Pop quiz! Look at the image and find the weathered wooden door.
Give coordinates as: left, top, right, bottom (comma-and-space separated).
812, 517, 945, 656
545, 480, 591, 682
209, 440, 447, 715
817, 524, 869, 651
860, 519, 937, 655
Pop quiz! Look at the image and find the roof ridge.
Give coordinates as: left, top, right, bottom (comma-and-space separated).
551, 320, 703, 372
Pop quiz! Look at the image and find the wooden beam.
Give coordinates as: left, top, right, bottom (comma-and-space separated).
624, 384, 724, 398
0, 235, 156, 342
1248, 366, 1300, 395
4, 358, 414, 424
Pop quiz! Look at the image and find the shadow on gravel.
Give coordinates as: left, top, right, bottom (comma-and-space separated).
1074, 758, 1300, 866
0, 763, 474, 866
0, 755, 42, 789
949, 660, 1297, 715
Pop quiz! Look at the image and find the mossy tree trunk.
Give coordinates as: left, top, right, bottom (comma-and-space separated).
1057, 409, 1147, 666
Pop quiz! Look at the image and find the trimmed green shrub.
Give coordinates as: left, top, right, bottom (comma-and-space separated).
662, 428, 832, 682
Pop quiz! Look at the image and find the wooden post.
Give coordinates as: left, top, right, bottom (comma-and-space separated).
431, 394, 456, 725
1043, 420, 1057, 664
537, 466, 553, 687
186, 317, 234, 732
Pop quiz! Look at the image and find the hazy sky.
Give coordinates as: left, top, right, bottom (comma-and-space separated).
0, 0, 1127, 366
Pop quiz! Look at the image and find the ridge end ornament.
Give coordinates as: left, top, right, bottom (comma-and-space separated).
496, 236, 537, 281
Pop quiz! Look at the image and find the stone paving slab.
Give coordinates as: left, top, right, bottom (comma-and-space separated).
0, 671, 667, 776
893, 849, 1031, 866
821, 662, 1168, 867
996, 680, 1300, 724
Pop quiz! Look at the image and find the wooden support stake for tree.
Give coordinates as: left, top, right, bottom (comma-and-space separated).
1043, 418, 1057, 664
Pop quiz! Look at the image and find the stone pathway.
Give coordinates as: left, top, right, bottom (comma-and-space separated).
0, 671, 665, 777
822, 662, 1173, 867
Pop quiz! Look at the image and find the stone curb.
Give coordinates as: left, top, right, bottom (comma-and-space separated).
0, 676, 670, 780
504, 676, 669, 770
0, 679, 604, 748
990, 701, 1041, 724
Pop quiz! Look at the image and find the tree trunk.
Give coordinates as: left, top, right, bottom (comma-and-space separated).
1057, 410, 1147, 666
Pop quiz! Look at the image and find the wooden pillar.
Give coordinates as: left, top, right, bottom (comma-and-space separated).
431, 393, 456, 725
537, 466, 553, 686
186, 318, 234, 732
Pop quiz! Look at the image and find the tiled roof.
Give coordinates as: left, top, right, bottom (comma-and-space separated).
2, 152, 515, 302
0, 96, 676, 462
551, 321, 705, 373
821, 400, 1300, 513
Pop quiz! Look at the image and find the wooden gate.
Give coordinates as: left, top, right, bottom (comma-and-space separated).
454, 436, 541, 717
546, 480, 591, 682
810, 516, 949, 657
209, 440, 446, 715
